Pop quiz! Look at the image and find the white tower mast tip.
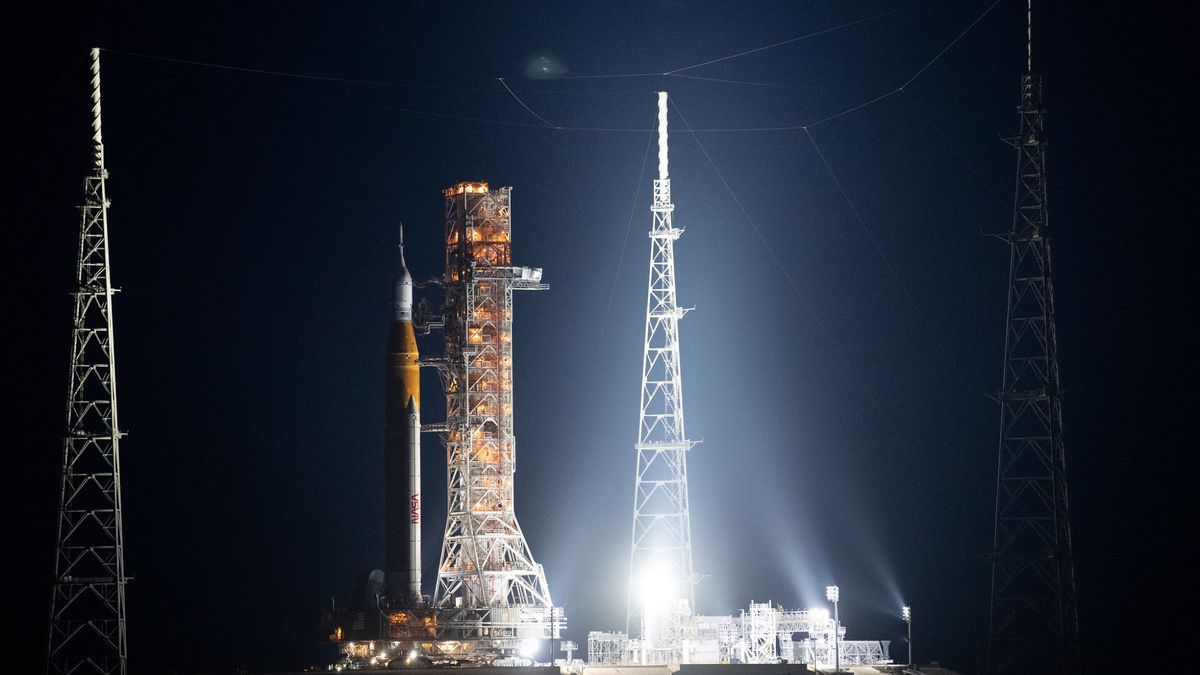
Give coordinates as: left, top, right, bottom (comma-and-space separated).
657, 92, 669, 181
90, 48, 104, 169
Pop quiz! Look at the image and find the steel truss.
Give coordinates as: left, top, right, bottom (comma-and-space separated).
47, 48, 129, 675
628, 92, 696, 657
987, 71, 1080, 675
743, 603, 779, 664
586, 604, 890, 669
435, 183, 556, 625
587, 631, 632, 665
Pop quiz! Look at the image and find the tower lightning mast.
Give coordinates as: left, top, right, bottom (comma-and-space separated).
47, 48, 129, 675
628, 92, 696, 662
987, 3, 1080, 673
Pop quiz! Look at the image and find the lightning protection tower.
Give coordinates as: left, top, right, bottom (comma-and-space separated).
988, 4, 1080, 674
627, 92, 696, 662
47, 48, 129, 675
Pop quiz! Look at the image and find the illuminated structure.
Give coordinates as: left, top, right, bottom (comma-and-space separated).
47, 48, 129, 675
987, 3, 1080, 673
628, 91, 696, 663
435, 181, 553, 614
583, 92, 895, 672
327, 182, 561, 667
588, 602, 889, 668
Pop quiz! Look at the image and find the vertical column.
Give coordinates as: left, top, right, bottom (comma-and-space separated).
628, 92, 695, 658
48, 47, 129, 675
987, 73, 1080, 675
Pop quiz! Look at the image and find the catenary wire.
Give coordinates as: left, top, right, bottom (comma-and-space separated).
664, 0, 934, 75
670, 99, 836, 345
899, 0, 1004, 90
672, 97, 920, 450
803, 127, 948, 351
1, 54, 86, 154
2, 57, 86, 173
98, 0, 1003, 135
663, 73, 825, 89
591, 131, 657, 383
498, 77, 556, 126
900, 88, 1009, 227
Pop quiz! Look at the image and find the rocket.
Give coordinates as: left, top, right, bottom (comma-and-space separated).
385, 228, 421, 606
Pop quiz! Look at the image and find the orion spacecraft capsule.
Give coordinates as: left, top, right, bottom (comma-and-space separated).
385, 229, 422, 606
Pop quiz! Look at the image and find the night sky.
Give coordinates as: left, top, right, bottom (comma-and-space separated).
7, 2, 1186, 673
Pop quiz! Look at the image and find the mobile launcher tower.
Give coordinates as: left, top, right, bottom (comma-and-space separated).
328, 182, 563, 667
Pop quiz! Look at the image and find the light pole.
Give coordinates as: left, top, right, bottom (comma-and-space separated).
902, 606, 912, 671
826, 585, 840, 673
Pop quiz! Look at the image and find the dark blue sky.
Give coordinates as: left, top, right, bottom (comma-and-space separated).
7, 1, 1185, 673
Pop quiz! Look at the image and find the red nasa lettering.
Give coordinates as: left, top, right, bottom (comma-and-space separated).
410, 492, 420, 524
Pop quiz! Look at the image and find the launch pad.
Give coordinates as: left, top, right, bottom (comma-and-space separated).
327, 96, 886, 671
325, 181, 562, 668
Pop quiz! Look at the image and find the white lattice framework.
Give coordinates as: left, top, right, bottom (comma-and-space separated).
628, 92, 696, 656
587, 631, 632, 665
47, 48, 129, 675
743, 603, 779, 664
435, 183, 554, 621
585, 603, 890, 668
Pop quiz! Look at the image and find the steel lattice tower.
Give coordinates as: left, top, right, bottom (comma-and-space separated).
988, 4, 1080, 673
47, 48, 129, 675
627, 92, 695, 653
434, 182, 555, 617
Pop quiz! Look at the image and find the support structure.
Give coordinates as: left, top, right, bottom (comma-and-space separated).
988, 4, 1080, 673
627, 92, 696, 662
587, 604, 888, 669
434, 181, 557, 626
47, 48, 129, 675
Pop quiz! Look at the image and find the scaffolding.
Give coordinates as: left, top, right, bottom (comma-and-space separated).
742, 603, 779, 664
433, 181, 561, 649
587, 631, 632, 665
586, 602, 890, 668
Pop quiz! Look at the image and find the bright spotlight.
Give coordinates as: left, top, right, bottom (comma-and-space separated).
825, 585, 841, 672
639, 562, 675, 606
637, 561, 677, 654
901, 606, 913, 667
519, 640, 538, 658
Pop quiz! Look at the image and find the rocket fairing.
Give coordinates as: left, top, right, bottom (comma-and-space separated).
385, 230, 422, 606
